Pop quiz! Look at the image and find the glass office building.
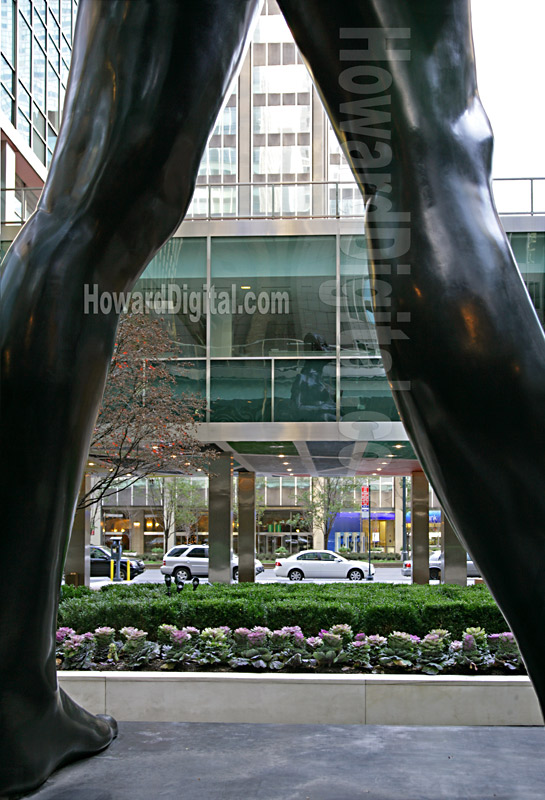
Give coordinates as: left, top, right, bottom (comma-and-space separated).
2, 0, 544, 555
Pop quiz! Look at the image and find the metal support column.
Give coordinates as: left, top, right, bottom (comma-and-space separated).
209, 452, 233, 583
442, 512, 467, 586
411, 471, 429, 584
393, 477, 404, 556
238, 470, 256, 583
65, 474, 92, 587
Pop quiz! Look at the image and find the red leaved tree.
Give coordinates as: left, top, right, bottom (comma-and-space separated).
78, 309, 213, 509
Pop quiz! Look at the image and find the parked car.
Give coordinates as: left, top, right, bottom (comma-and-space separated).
401, 551, 480, 580
161, 544, 265, 581
274, 549, 375, 581
90, 545, 145, 580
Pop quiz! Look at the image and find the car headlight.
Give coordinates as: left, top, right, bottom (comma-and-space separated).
130, 561, 139, 568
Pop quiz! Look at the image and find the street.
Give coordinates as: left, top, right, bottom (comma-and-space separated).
90, 565, 478, 588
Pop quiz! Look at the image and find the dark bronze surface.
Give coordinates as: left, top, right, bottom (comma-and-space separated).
0, 1, 261, 795
277, 0, 545, 708
1, 0, 544, 794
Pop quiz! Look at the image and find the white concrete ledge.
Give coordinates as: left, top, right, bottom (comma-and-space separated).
58, 672, 544, 727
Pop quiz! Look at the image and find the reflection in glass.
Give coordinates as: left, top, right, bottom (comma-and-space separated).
274, 356, 336, 422
340, 234, 380, 356
340, 359, 400, 422
210, 360, 271, 422
19, 16, 31, 87
210, 236, 336, 357
166, 360, 206, 416
508, 232, 544, 326
137, 238, 207, 357
1, 0, 15, 63
33, 42, 46, 109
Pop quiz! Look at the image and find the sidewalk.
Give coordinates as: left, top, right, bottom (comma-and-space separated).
27, 721, 545, 799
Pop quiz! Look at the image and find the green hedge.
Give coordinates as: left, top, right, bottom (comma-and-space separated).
57, 583, 507, 640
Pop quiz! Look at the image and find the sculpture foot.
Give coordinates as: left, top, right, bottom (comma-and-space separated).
0, 688, 117, 798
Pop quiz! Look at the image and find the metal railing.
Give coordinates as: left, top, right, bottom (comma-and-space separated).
2, 178, 544, 225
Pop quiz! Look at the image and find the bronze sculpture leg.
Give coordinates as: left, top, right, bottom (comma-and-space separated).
0, 0, 260, 795
278, 0, 545, 714
1, 0, 544, 794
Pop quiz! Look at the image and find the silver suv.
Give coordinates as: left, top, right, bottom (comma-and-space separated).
161, 545, 264, 581
401, 550, 481, 580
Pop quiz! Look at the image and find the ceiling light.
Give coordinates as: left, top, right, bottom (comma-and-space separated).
377, 468, 382, 471
394, 444, 403, 449
283, 461, 289, 465
241, 285, 251, 290
287, 468, 292, 472
88, 461, 95, 466
278, 454, 285, 458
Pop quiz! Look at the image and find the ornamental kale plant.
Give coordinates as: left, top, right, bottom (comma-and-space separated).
312, 630, 349, 667
56, 627, 75, 658
119, 627, 158, 669
61, 632, 96, 670
488, 632, 522, 671
419, 629, 451, 675
94, 626, 117, 662
345, 635, 372, 669
230, 626, 273, 669
379, 631, 421, 669
193, 626, 232, 666
54, 623, 523, 675
268, 626, 314, 670
449, 627, 493, 672
161, 627, 196, 668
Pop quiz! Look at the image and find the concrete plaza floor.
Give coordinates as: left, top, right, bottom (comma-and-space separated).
26, 721, 545, 799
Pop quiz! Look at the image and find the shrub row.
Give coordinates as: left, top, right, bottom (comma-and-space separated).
57, 582, 507, 640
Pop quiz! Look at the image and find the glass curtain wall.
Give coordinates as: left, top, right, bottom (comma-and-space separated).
1, 0, 77, 166
135, 232, 545, 424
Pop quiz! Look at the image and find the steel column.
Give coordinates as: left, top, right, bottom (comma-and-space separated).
442, 513, 467, 586
238, 470, 256, 583
411, 471, 429, 585
208, 452, 233, 583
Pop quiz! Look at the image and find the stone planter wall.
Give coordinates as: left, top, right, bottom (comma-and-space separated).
58, 672, 544, 727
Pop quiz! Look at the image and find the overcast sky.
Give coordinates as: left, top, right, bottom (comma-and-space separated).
471, 0, 545, 177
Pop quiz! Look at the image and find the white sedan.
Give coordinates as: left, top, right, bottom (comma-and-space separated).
274, 549, 375, 582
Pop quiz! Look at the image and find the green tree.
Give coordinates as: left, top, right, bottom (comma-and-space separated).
161, 477, 207, 552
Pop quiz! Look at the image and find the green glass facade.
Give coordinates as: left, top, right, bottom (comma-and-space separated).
131, 231, 545, 424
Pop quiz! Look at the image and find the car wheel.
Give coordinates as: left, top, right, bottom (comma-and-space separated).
347, 568, 364, 581
430, 568, 441, 581
288, 568, 304, 582
120, 568, 127, 581
232, 567, 239, 581
173, 566, 191, 581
